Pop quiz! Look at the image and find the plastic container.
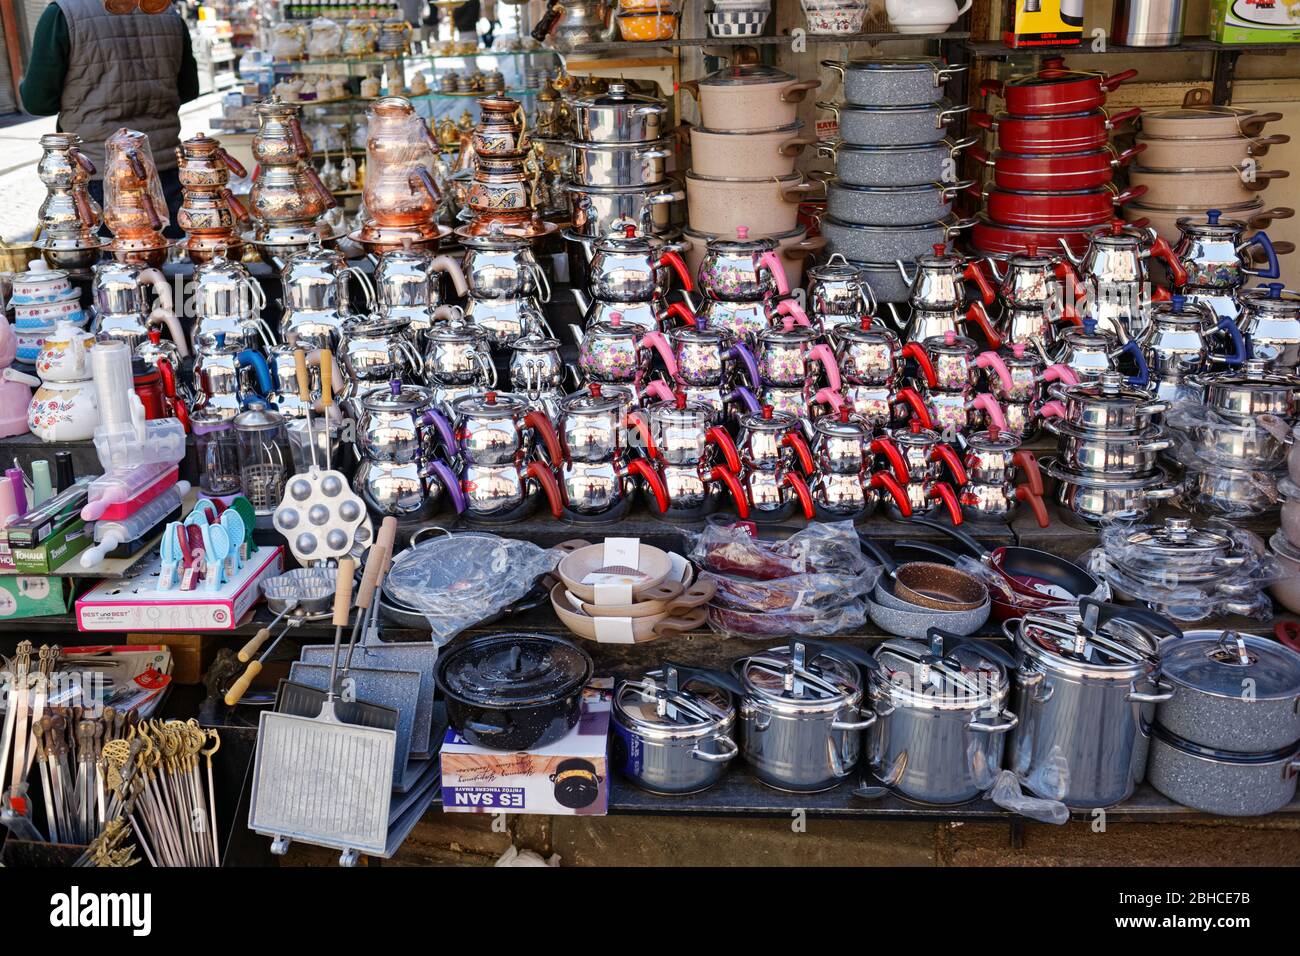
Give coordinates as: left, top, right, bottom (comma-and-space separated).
81, 481, 191, 568
81, 461, 177, 521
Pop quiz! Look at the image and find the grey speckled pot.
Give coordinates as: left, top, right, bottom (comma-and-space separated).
1156, 631, 1300, 753
818, 138, 977, 188
822, 217, 972, 264
850, 260, 913, 303
817, 100, 969, 146
1147, 731, 1300, 817
825, 180, 971, 227
821, 58, 967, 108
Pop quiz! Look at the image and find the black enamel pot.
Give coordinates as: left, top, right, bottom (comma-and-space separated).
436, 632, 593, 752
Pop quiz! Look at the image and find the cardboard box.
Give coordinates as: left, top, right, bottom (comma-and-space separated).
0, 575, 72, 619
1210, 0, 1300, 43
76, 545, 283, 632
127, 633, 214, 685
1003, 0, 1082, 48
4, 518, 92, 574
441, 679, 611, 817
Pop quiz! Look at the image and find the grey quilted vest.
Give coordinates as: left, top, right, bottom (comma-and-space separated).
53, 0, 186, 177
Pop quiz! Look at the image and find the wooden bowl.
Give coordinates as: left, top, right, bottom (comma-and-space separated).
550, 582, 707, 643
557, 541, 674, 603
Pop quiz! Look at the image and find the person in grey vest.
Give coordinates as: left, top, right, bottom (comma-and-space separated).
20, 0, 200, 237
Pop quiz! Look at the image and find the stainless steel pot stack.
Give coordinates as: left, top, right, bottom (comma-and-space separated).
564, 83, 683, 245
1006, 600, 1177, 808
460, 228, 556, 352
1170, 358, 1298, 516
867, 630, 1018, 805
816, 57, 973, 290
1041, 372, 1176, 525
1146, 630, 1300, 816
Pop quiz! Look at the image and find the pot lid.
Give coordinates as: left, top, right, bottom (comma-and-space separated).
438, 633, 592, 707
595, 223, 661, 253
232, 406, 286, 432
1151, 294, 1214, 323
511, 330, 561, 352
1240, 283, 1300, 318
833, 316, 898, 345
575, 80, 666, 109
893, 419, 941, 446
873, 638, 1007, 709
561, 382, 624, 415
736, 641, 859, 705
1017, 608, 1161, 670
966, 426, 1019, 453
1121, 517, 1234, 560
1270, 529, 1300, 562
1176, 208, 1246, 238
698, 62, 794, 87
1160, 630, 1300, 701
762, 315, 820, 344
704, 225, 777, 254
1149, 721, 1300, 764
923, 330, 977, 355
654, 392, 713, 424
846, 56, 944, 73
1003, 56, 1104, 89
1043, 456, 1172, 490
453, 390, 527, 418
1205, 358, 1298, 392
740, 404, 798, 431
614, 668, 732, 732
427, 321, 482, 345
363, 379, 432, 412
694, 120, 803, 136
1063, 371, 1153, 405
813, 407, 868, 438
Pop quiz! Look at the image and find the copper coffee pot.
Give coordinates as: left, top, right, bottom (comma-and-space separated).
246, 95, 338, 264
351, 96, 451, 255
177, 132, 251, 263
103, 128, 169, 267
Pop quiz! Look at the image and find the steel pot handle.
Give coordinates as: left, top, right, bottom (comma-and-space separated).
937, 104, 971, 124
691, 735, 739, 764
819, 59, 847, 78
968, 710, 1019, 734
831, 710, 877, 733
344, 265, 376, 312
399, 339, 426, 383
531, 262, 552, 304
1127, 681, 1175, 704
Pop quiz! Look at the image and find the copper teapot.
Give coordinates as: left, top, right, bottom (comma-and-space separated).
103, 128, 168, 265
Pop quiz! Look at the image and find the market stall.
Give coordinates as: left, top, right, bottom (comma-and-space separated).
2, 0, 1300, 869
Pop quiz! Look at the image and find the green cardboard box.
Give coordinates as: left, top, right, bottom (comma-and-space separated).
1210, 0, 1300, 43
9, 517, 92, 574
0, 575, 72, 619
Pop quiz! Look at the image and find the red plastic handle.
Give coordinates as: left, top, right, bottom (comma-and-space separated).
707, 425, 741, 474
901, 341, 938, 389
1274, 620, 1300, 653
870, 437, 910, 486
665, 301, 696, 327
659, 249, 693, 293
1106, 106, 1143, 129
784, 471, 815, 520
963, 301, 1003, 349
629, 457, 670, 514
870, 471, 911, 518
1150, 234, 1189, 287
964, 260, 997, 305
1016, 484, 1050, 528
710, 465, 749, 519
932, 443, 968, 487
528, 461, 563, 518
930, 481, 963, 526
525, 409, 564, 466
783, 430, 814, 475
1012, 449, 1044, 496
895, 387, 933, 430
1099, 68, 1139, 92
627, 410, 656, 460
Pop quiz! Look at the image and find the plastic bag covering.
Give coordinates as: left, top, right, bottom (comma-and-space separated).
270, 22, 307, 59
950, 554, 1109, 611
987, 770, 1069, 825
1087, 521, 1281, 622
102, 129, 169, 235
306, 17, 343, 57
384, 533, 560, 643
687, 520, 880, 637
1164, 397, 1284, 517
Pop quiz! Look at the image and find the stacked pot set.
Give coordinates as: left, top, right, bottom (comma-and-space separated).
1126, 91, 1296, 246
815, 56, 974, 288
968, 58, 1146, 258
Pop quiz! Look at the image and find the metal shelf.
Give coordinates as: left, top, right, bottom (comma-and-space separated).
550, 31, 970, 54
964, 36, 1300, 57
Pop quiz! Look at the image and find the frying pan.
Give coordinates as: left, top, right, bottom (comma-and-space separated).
859, 536, 988, 612
893, 539, 1064, 624
907, 516, 1099, 603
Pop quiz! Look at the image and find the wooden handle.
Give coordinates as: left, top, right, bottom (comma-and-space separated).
239, 627, 273, 663
374, 516, 397, 557
318, 350, 334, 409
354, 545, 386, 611
332, 558, 355, 626
294, 349, 311, 403
223, 660, 262, 706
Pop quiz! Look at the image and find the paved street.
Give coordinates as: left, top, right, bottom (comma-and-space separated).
0, 93, 226, 243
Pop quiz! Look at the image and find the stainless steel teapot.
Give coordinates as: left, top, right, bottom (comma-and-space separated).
900, 244, 996, 312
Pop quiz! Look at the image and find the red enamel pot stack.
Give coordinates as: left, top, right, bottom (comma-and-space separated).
966, 57, 1147, 259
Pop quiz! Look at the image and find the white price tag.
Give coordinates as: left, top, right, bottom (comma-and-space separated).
593, 616, 637, 644
603, 537, 641, 570
590, 578, 634, 606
